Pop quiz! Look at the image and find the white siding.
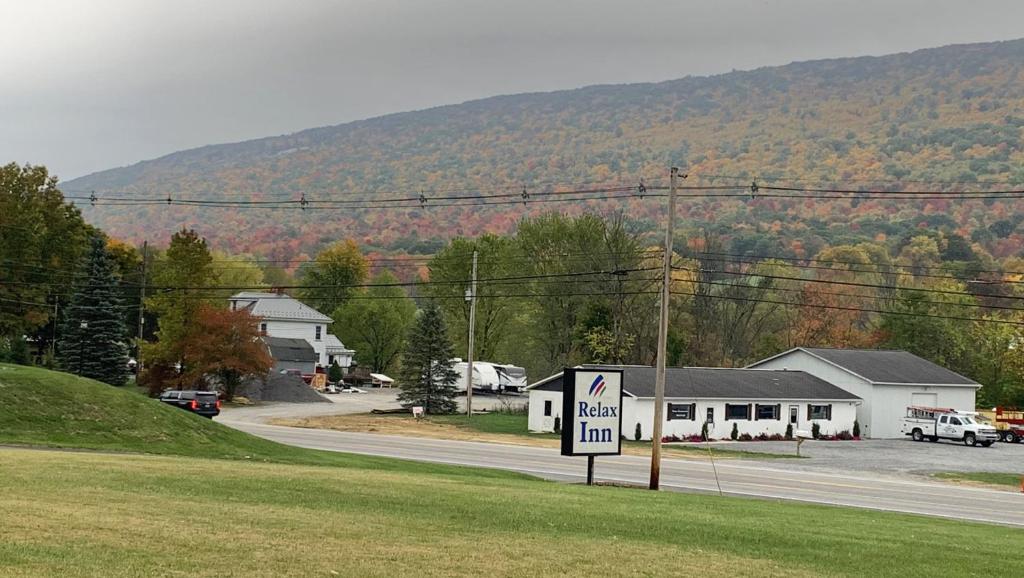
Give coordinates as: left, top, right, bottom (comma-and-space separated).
631, 398, 858, 441
527, 390, 563, 432
526, 390, 856, 441
754, 350, 979, 438
869, 385, 977, 438
753, 351, 876, 435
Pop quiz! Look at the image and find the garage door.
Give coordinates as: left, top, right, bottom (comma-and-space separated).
911, 392, 938, 408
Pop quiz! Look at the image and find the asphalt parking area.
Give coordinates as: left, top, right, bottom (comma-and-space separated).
704, 437, 1024, 475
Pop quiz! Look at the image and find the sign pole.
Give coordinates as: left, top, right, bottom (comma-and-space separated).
649, 166, 679, 491
586, 455, 595, 486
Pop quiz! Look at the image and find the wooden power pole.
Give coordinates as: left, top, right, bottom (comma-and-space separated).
136, 241, 149, 376
465, 250, 478, 417
649, 167, 679, 490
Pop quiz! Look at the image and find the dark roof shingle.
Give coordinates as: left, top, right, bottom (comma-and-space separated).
799, 348, 978, 385
262, 336, 317, 363
530, 365, 859, 400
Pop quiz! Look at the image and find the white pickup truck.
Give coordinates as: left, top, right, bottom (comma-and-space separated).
900, 406, 1000, 447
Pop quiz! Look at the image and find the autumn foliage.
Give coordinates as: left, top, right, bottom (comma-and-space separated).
178, 306, 273, 400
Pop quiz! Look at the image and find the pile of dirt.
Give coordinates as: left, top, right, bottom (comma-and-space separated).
237, 373, 329, 403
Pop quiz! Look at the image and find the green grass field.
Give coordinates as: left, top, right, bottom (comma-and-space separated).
933, 471, 1024, 488
435, 412, 802, 458
2, 364, 1022, 576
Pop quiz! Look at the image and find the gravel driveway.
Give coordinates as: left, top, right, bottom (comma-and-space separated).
702, 438, 1024, 475
218, 389, 526, 424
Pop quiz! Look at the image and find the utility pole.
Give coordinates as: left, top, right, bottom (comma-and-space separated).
136, 241, 148, 377
50, 300, 58, 362
650, 167, 679, 490
465, 250, 478, 417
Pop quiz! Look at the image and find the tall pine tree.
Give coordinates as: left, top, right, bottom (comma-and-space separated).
397, 302, 459, 414
59, 236, 129, 386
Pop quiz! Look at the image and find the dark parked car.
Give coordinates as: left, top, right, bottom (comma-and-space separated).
158, 390, 221, 418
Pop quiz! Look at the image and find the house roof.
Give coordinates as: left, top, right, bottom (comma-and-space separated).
527, 365, 860, 401
230, 292, 332, 323
262, 336, 317, 363
751, 347, 979, 386
323, 334, 353, 353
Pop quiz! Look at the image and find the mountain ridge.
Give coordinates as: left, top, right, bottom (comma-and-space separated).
64, 38, 1024, 259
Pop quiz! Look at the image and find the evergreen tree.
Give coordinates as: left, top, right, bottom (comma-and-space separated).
59, 236, 129, 385
397, 303, 459, 414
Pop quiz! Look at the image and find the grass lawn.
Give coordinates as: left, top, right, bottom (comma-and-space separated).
933, 471, 1023, 489
3, 364, 1021, 576
2, 448, 1023, 578
279, 411, 802, 459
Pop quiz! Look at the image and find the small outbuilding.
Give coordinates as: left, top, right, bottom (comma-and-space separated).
526, 365, 860, 441
262, 336, 317, 375
748, 348, 981, 438
369, 373, 395, 388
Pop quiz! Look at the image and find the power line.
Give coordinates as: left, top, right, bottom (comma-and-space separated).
670, 290, 1024, 327
672, 265, 1024, 302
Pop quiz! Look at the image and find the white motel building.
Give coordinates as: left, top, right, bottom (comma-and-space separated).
526, 349, 981, 440
527, 365, 861, 441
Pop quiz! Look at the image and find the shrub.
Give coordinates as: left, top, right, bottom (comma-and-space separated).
634, 422, 642, 441
811, 422, 821, 439
684, 434, 704, 442
738, 433, 753, 442
755, 432, 770, 441
662, 434, 681, 443
553, 416, 561, 434
836, 430, 854, 441
700, 421, 709, 441
853, 419, 861, 438
784, 423, 793, 440
730, 422, 739, 440
768, 433, 785, 441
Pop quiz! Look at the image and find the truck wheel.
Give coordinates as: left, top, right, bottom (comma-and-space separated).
1005, 431, 1019, 444
911, 429, 924, 442
964, 433, 977, 447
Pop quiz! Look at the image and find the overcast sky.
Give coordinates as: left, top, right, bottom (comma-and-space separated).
2, 0, 1023, 180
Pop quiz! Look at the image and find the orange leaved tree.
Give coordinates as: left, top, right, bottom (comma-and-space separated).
179, 305, 273, 400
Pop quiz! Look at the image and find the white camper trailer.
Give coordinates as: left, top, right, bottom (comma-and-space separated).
451, 360, 527, 393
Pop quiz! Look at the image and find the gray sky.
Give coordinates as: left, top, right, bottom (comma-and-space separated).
2, 0, 1023, 180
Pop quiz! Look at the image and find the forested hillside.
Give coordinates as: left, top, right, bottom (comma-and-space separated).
66, 38, 1024, 262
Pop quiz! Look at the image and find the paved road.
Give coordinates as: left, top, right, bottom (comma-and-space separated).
220, 418, 1024, 528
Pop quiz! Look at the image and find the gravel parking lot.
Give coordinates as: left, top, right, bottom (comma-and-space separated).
702, 438, 1024, 475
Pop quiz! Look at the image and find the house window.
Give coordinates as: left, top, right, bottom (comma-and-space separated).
706, 407, 714, 424
543, 400, 552, 417
667, 403, 695, 421
725, 404, 751, 421
315, 326, 322, 340
808, 404, 832, 420
260, 323, 267, 335
756, 404, 780, 420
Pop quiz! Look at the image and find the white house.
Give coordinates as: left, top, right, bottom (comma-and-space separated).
526, 365, 860, 441
748, 348, 981, 438
229, 292, 354, 369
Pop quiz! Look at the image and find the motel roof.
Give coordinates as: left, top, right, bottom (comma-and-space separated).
526, 365, 860, 401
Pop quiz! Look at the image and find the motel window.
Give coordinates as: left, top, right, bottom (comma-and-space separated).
543, 400, 552, 417
667, 403, 696, 421
706, 407, 714, 424
260, 323, 267, 335
808, 404, 832, 420
315, 326, 322, 340
725, 404, 751, 421
756, 404, 780, 421
789, 405, 799, 424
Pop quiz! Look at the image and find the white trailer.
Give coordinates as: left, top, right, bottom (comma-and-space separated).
451, 360, 527, 393
899, 406, 999, 447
